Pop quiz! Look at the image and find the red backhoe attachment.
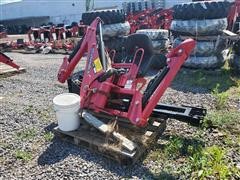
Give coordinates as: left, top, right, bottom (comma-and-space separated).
58, 17, 206, 127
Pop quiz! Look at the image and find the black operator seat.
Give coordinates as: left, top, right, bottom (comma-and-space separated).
122, 33, 167, 77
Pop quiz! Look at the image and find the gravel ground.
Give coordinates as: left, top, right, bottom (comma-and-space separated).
0, 52, 239, 179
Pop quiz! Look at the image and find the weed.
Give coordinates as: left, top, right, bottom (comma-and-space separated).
25, 105, 52, 122
43, 131, 54, 142
16, 128, 37, 140
146, 150, 164, 163
163, 136, 204, 159
153, 171, 176, 180
15, 149, 32, 161
203, 110, 240, 129
145, 136, 203, 163
38, 108, 51, 122
24, 105, 34, 113
211, 84, 229, 110
188, 145, 233, 179
164, 137, 184, 158
223, 135, 234, 146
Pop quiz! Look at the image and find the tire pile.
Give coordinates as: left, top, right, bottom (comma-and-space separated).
136, 29, 169, 53
82, 9, 130, 52
170, 0, 231, 69
122, 0, 164, 14
82, 9, 130, 39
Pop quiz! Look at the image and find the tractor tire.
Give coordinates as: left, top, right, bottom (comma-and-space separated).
173, 38, 227, 57
102, 21, 130, 38
82, 10, 125, 25
136, 29, 169, 40
173, 1, 231, 20
123, 0, 156, 14
125, 34, 154, 55
170, 18, 228, 36
229, 54, 240, 74
184, 55, 225, 69
152, 40, 169, 51
104, 36, 127, 52
67, 70, 84, 95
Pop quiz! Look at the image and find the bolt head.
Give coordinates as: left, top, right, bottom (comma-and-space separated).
178, 49, 183, 54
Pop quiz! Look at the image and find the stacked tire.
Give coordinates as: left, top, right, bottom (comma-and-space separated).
82, 9, 130, 39
122, 0, 164, 14
136, 29, 169, 53
170, 1, 231, 69
81, 9, 131, 61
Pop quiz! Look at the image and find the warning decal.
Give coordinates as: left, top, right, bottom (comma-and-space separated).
93, 58, 103, 73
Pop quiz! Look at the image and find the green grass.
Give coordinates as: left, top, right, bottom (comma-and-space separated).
43, 131, 54, 142
147, 64, 240, 178
14, 149, 32, 161
24, 105, 52, 122
148, 136, 204, 162
203, 110, 240, 130
16, 128, 37, 140
211, 84, 229, 110
164, 136, 184, 158
38, 108, 52, 122
147, 137, 239, 179
187, 145, 236, 179
164, 136, 204, 159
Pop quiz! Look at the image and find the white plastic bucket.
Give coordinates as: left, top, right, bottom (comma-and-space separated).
53, 93, 80, 131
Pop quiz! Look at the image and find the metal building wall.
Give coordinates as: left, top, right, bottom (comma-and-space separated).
0, 0, 85, 24
1, 0, 129, 24
0, 0, 193, 25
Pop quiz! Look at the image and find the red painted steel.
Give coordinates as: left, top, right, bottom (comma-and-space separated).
228, 0, 240, 31
0, 52, 20, 70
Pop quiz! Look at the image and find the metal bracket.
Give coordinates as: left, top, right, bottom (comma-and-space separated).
151, 103, 207, 127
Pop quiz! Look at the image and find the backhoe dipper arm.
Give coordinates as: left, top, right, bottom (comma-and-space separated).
140, 39, 196, 126
57, 18, 101, 83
